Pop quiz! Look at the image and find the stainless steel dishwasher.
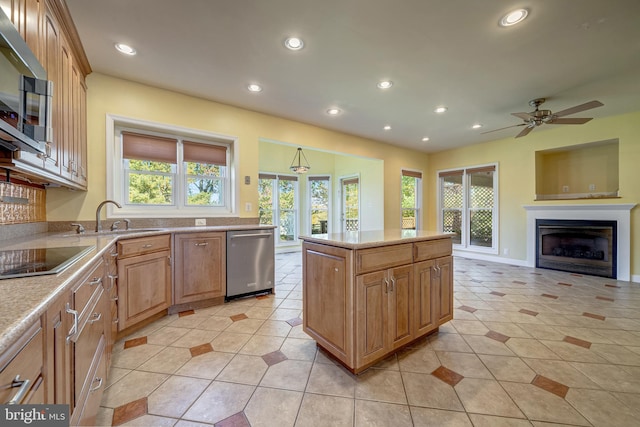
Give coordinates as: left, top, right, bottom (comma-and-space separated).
226, 228, 275, 300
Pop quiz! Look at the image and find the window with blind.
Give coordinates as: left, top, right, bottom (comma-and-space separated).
113, 125, 235, 215
438, 164, 498, 252
401, 169, 422, 230
258, 173, 299, 245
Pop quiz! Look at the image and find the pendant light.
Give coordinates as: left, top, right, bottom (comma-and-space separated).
289, 147, 310, 173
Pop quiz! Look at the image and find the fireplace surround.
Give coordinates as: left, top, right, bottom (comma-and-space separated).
524, 204, 635, 281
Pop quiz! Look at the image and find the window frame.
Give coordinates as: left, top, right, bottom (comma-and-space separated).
401, 169, 422, 230
307, 175, 331, 235
258, 172, 300, 247
106, 114, 239, 218
437, 163, 499, 254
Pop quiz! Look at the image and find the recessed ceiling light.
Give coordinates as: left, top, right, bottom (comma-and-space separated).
247, 84, 263, 92
422, 137, 430, 142
500, 9, 529, 27
383, 125, 392, 130
326, 108, 341, 115
115, 43, 136, 55
434, 106, 448, 113
377, 80, 393, 89
284, 37, 304, 51
472, 123, 483, 129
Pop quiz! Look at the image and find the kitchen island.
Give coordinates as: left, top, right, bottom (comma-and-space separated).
300, 230, 454, 374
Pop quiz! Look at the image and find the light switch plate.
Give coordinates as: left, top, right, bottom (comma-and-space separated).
195, 218, 206, 226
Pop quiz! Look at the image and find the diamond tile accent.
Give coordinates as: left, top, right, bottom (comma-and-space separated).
485, 330, 510, 343
230, 313, 249, 322
513, 280, 527, 285
605, 284, 620, 288
596, 296, 614, 302
124, 336, 147, 349
215, 411, 251, 427
531, 375, 569, 399
557, 282, 572, 287
519, 309, 538, 316
262, 350, 288, 366
112, 397, 147, 426
563, 336, 592, 349
190, 343, 214, 357
541, 294, 558, 299
179, 309, 195, 317
490, 291, 505, 297
286, 317, 303, 327
458, 305, 478, 313
431, 365, 464, 387
583, 312, 605, 321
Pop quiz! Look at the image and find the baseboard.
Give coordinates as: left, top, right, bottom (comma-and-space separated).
631, 274, 640, 284
452, 249, 529, 267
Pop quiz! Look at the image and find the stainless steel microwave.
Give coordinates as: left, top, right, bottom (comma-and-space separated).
0, 8, 52, 154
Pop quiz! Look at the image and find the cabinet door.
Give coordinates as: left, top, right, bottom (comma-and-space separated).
355, 270, 387, 368
42, 8, 60, 174
117, 250, 171, 330
43, 292, 71, 405
437, 256, 454, 324
387, 265, 413, 350
174, 232, 226, 304
413, 260, 438, 337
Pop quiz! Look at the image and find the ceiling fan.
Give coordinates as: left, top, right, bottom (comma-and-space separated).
483, 98, 604, 138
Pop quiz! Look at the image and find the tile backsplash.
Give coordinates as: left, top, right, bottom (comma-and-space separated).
0, 181, 46, 225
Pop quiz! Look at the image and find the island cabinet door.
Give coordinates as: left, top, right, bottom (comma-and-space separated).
387, 265, 414, 350
437, 256, 454, 324
413, 260, 438, 337
355, 270, 388, 368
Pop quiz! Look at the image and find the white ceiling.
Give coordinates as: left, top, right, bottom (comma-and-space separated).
65, 0, 640, 153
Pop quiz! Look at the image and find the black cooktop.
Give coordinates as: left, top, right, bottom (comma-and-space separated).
0, 246, 94, 280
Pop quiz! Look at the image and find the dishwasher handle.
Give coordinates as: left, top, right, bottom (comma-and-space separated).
229, 233, 272, 239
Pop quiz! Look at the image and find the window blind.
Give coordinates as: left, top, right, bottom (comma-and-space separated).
402, 170, 423, 179
122, 131, 177, 163
183, 141, 227, 166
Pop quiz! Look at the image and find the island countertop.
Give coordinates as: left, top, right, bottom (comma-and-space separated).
299, 229, 454, 249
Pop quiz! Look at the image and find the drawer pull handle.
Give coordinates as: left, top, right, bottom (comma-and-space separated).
89, 377, 104, 392
89, 312, 102, 324
110, 251, 118, 258
89, 277, 102, 286
8, 376, 31, 405
194, 242, 209, 246
384, 278, 389, 294
142, 244, 153, 248
111, 296, 119, 301
66, 303, 79, 343
106, 274, 118, 292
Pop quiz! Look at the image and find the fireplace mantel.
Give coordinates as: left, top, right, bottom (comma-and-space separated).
524, 204, 636, 281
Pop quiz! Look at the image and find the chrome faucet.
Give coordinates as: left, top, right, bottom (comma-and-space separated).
95, 200, 122, 232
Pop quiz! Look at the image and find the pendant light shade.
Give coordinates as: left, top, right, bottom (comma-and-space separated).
290, 147, 310, 173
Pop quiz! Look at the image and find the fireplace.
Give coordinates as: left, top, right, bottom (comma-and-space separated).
536, 219, 617, 278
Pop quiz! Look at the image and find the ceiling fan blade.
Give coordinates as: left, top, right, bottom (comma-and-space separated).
554, 100, 603, 117
515, 126, 534, 138
511, 112, 532, 120
481, 123, 525, 134
548, 117, 593, 125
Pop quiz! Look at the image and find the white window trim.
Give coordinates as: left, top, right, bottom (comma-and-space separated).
436, 163, 499, 255
259, 173, 300, 247
105, 114, 240, 218
307, 175, 332, 235
400, 168, 423, 230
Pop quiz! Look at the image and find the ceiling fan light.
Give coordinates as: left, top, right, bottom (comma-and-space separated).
500, 9, 528, 27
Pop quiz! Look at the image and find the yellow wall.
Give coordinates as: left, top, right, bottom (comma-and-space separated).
46, 73, 429, 230
427, 111, 640, 276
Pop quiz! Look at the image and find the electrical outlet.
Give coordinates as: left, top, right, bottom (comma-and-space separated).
589, 184, 596, 191
562, 185, 569, 193
245, 202, 252, 212
195, 218, 206, 226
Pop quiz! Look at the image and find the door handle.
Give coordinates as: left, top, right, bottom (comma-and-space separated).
389, 276, 396, 292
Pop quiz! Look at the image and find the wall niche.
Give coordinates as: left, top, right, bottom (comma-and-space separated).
535, 139, 619, 200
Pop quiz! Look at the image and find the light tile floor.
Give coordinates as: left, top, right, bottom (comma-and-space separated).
97, 251, 640, 426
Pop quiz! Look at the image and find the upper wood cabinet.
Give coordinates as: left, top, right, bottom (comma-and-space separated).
173, 232, 226, 305
0, 0, 91, 190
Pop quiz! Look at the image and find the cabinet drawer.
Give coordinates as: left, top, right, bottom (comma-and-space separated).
74, 292, 106, 396
0, 322, 43, 404
356, 244, 413, 275
413, 239, 452, 262
74, 336, 107, 427
118, 234, 171, 258
72, 259, 104, 318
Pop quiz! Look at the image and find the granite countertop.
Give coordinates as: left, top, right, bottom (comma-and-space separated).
0, 224, 276, 354
299, 229, 454, 249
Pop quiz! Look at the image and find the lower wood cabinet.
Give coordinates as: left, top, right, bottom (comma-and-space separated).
303, 237, 453, 374
117, 235, 172, 331
173, 232, 226, 305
